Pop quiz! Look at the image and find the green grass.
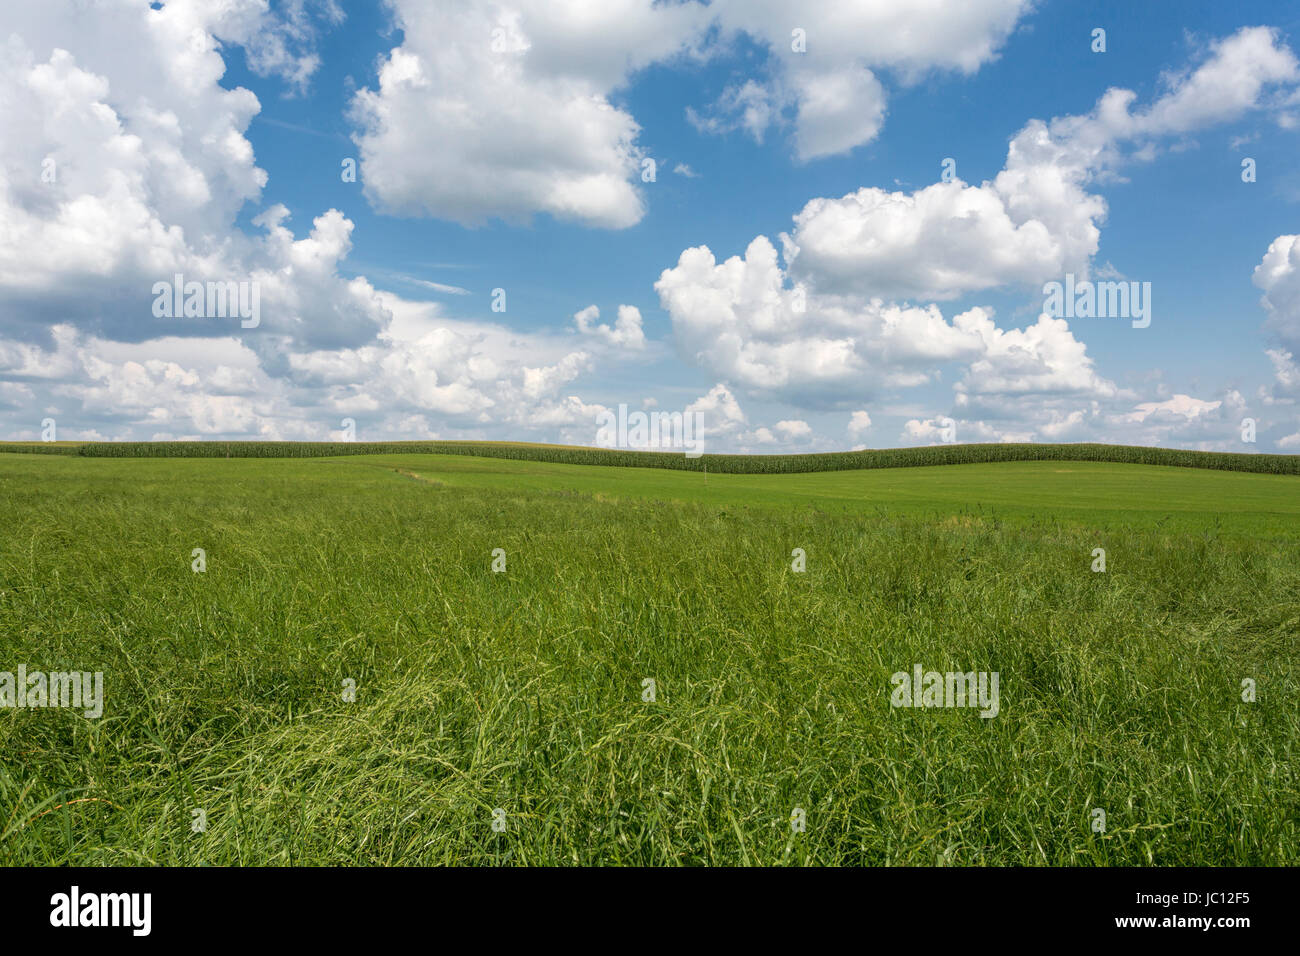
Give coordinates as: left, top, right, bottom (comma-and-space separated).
0, 452, 1296, 865
357, 453, 1300, 538
3, 439, 1298, 475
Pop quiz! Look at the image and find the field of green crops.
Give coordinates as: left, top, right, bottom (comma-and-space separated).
1, 449, 1297, 865
4, 439, 1300, 475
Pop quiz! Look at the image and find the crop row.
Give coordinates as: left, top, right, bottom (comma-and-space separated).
3, 440, 1298, 475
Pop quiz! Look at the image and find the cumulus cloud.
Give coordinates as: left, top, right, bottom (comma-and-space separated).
782, 180, 1080, 301
0, 0, 387, 353
0, 1, 634, 445
1254, 234, 1300, 352
783, 27, 1300, 300
350, 0, 711, 228
236, 0, 345, 94
695, 0, 1032, 160
847, 410, 872, 437
654, 234, 1118, 413
346, 1, 1039, 223
572, 304, 647, 350
953, 309, 1118, 400
287, 294, 602, 431
775, 419, 812, 440
0, 9, 1293, 455
0, 323, 293, 440
1262, 348, 1300, 404
898, 388, 1256, 451
655, 235, 989, 404
0, 293, 614, 442
673, 383, 829, 452
1250, 237, 1300, 440
1123, 394, 1222, 423
657, 25, 1297, 444
686, 382, 747, 434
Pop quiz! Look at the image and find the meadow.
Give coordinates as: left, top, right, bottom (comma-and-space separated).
0, 448, 1296, 865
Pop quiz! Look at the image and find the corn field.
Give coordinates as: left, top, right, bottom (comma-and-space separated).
3, 440, 1297, 475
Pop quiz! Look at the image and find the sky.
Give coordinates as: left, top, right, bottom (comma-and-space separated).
3, 0, 1300, 453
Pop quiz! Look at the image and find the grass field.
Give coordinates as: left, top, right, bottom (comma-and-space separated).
1, 449, 1297, 865
6, 438, 1300, 475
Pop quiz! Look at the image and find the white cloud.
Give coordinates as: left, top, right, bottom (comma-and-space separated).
655, 235, 984, 404
671, 382, 828, 452
572, 304, 647, 350
0, 11, 1293, 455
0, 323, 290, 439
783, 27, 1299, 300
349, 0, 711, 228
696, 0, 1032, 160
287, 294, 602, 429
1262, 348, 1300, 403
1124, 394, 1222, 424
347, 1, 1042, 220
774, 419, 812, 440
0, 1, 388, 353
657, 26, 1297, 438
687, 79, 778, 143
655, 237, 1118, 411
407, 279, 471, 296
953, 309, 1118, 400
906, 387, 1256, 451
686, 382, 747, 434
1254, 234, 1300, 352
1250, 238, 1300, 441
0, 291, 614, 441
783, 180, 1074, 300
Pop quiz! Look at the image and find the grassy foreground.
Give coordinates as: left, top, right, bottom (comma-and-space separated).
0, 452, 1297, 865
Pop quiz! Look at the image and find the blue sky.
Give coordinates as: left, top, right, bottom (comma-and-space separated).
3, 0, 1300, 452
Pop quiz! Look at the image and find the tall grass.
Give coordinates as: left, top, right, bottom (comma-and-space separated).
0, 455, 1295, 865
